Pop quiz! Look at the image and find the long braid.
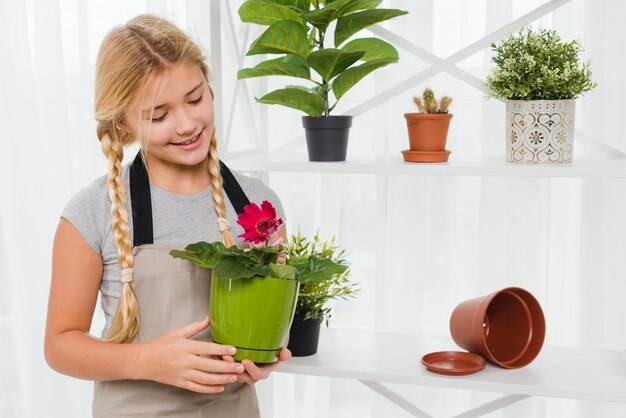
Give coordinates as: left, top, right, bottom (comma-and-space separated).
207, 130, 237, 248
99, 125, 140, 343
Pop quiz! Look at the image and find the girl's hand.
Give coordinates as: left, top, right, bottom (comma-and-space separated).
222, 347, 292, 385
140, 316, 245, 393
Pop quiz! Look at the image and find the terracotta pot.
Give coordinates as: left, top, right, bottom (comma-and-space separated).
449, 287, 545, 369
404, 113, 453, 151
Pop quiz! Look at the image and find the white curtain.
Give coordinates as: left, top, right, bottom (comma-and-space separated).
1, 0, 625, 417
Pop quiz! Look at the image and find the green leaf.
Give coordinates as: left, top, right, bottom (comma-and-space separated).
238, 0, 303, 25
257, 87, 326, 116
342, 37, 398, 61
267, 0, 310, 12
214, 257, 268, 279
229, 246, 280, 266
323, 0, 382, 13
238, 55, 311, 80
170, 241, 284, 280
268, 263, 297, 279
332, 58, 395, 100
310, 85, 325, 96
247, 21, 311, 58
285, 84, 313, 92
334, 9, 408, 47
302, 0, 359, 31
291, 255, 349, 283
306, 48, 364, 81
169, 241, 226, 269
303, 0, 381, 31
339, 0, 383, 14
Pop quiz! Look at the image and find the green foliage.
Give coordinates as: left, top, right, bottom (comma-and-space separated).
288, 255, 348, 284
170, 241, 297, 280
238, 0, 408, 116
170, 236, 348, 285
486, 27, 597, 100
287, 230, 359, 326
412, 88, 452, 114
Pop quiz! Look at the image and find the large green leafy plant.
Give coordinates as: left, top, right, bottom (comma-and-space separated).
288, 230, 359, 325
486, 27, 597, 100
237, 0, 408, 117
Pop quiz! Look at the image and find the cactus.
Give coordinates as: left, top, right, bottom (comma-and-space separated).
438, 96, 452, 113
412, 96, 426, 113
412, 88, 453, 114
423, 88, 437, 113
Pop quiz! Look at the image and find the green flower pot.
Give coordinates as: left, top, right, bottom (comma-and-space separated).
210, 275, 299, 363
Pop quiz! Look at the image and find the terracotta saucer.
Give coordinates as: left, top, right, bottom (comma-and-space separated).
401, 149, 451, 163
421, 351, 486, 376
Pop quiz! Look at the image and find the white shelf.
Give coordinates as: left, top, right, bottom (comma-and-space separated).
276, 328, 626, 403
225, 153, 626, 178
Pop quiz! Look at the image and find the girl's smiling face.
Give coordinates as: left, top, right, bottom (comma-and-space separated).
123, 62, 214, 170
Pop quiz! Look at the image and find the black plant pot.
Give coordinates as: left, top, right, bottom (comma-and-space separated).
287, 314, 323, 357
302, 115, 352, 162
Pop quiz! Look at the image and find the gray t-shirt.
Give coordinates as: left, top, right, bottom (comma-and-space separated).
61, 163, 285, 337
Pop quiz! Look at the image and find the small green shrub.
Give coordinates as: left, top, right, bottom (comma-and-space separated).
288, 230, 359, 326
486, 27, 597, 100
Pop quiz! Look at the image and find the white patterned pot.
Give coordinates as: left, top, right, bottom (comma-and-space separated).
506, 100, 575, 164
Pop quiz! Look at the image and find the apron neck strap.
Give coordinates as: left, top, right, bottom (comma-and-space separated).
129, 151, 250, 247
219, 160, 250, 214
129, 153, 153, 247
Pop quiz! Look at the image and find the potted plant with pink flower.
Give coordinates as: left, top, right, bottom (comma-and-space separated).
170, 200, 348, 363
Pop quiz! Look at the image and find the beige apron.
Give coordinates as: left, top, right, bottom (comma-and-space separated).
93, 244, 259, 417
93, 154, 260, 417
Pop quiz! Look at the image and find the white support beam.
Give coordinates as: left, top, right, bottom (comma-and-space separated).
574, 129, 626, 158
353, 0, 573, 119
450, 394, 530, 418
345, 66, 441, 117
445, 0, 571, 65
276, 134, 306, 152
359, 380, 435, 418
222, 147, 260, 159
369, 26, 488, 94
223, 1, 259, 151
210, 0, 224, 149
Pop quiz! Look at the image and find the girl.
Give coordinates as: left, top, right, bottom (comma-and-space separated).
44, 14, 290, 417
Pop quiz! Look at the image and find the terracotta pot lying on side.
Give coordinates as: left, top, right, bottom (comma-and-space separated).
449, 287, 546, 369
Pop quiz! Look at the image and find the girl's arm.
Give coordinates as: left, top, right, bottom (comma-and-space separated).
44, 218, 244, 393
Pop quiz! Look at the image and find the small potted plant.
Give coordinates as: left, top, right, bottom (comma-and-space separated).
486, 27, 597, 164
237, 0, 408, 161
286, 230, 359, 356
403, 88, 453, 163
170, 201, 348, 363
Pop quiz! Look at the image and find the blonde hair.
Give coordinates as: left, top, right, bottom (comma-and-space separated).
95, 14, 236, 343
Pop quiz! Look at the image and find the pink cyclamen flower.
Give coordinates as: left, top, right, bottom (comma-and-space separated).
237, 200, 283, 244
